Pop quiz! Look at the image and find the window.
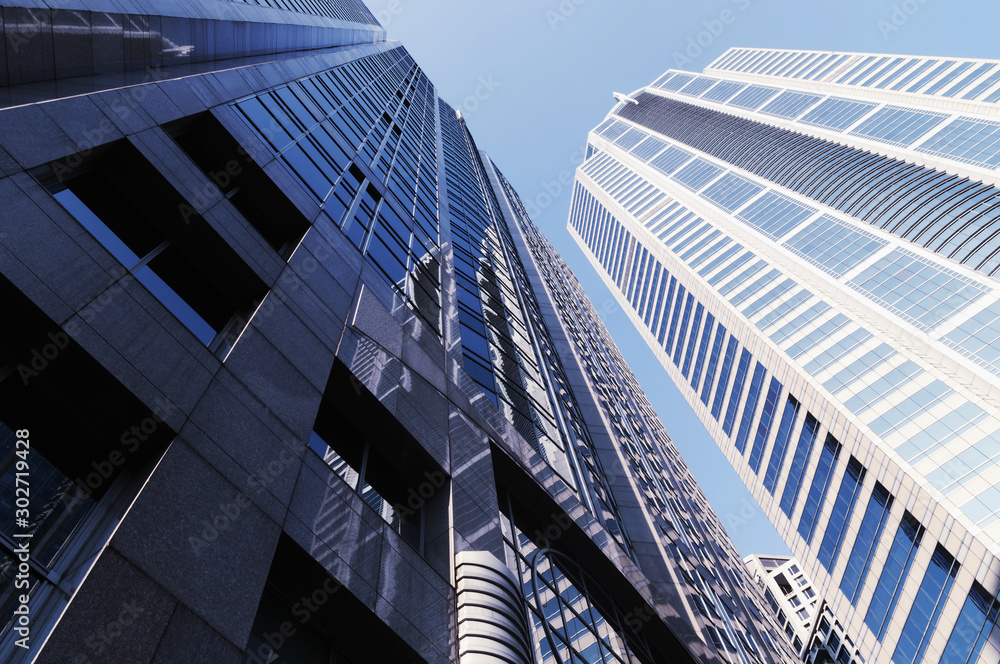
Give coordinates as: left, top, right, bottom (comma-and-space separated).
797, 435, 841, 544
40, 141, 267, 355
864, 512, 924, 638
892, 546, 959, 664
778, 413, 821, 516
840, 483, 893, 604
167, 113, 310, 257
0, 277, 175, 653
939, 582, 1000, 664
816, 458, 865, 571
310, 362, 449, 558
244, 535, 423, 664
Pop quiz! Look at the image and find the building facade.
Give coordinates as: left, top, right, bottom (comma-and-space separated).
745, 554, 820, 657
0, 5, 794, 663
569, 48, 1000, 664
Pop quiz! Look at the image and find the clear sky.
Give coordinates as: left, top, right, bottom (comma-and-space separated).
361, 0, 1000, 556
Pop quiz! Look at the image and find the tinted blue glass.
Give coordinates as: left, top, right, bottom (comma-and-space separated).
816, 458, 865, 571
926, 62, 975, 95
800, 97, 878, 131
709, 253, 757, 289
939, 583, 1000, 664
840, 483, 893, 604
893, 546, 958, 664
797, 434, 841, 545
729, 85, 781, 110
865, 513, 924, 639
712, 337, 740, 421
649, 270, 670, 333
759, 396, 800, 493
700, 325, 727, 407
657, 277, 678, 345
747, 377, 782, 473
672, 294, 696, 367
771, 302, 832, 346
778, 413, 820, 517
690, 313, 716, 393
723, 350, 753, 436
734, 363, 767, 454
688, 237, 731, 269
756, 289, 812, 331
702, 173, 764, 212
844, 360, 924, 416
761, 90, 823, 119
665, 286, 688, 355
682, 304, 705, 377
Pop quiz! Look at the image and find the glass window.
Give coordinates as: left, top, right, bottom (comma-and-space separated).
816, 458, 865, 571
762, 396, 801, 491
761, 91, 824, 119
797, 435, 841, 544
864, 512, 924, 639
723, 350, 754, 437
800, 97, 878, 132
747, 377, 783, 473
711, 336, 741, 421
892, 546, 959, 664
939, 583, 1000, 664
839, 483, 893, 603
778, 413, 821, 517
700, 325, 728, 407
734, 363, 768, 454
728, 85, 782, 110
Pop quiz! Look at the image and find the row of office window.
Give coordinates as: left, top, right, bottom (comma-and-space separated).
571, 175, 1000, 664
580, 136, 1000, 484
566, 183, 786, 664
653, 67, 1000, 171
441, 103, 575, 490
491, 163, 636, 556
230, 0, 380, 25
591, 119, 993, 347
708, 49, 1000, 104
234, 46, 444, 332
571, 164, 1000, 643
616, 93, 1000, 279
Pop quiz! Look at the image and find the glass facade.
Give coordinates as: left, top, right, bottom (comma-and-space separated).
572, 48, 1000, 664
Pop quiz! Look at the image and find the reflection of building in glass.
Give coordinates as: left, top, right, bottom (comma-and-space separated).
571, 47, 1000, 664
0, 4, 795, 662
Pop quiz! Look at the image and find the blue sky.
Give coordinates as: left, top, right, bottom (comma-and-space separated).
362, 0, 1000, 556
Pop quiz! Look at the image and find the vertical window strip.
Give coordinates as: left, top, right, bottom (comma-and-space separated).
747, 377, 782, 472
864, 513, 924, 639
723, 349, 753, 436
816, 458, 865, 571
762, 397, 801, 491
700, 325, 728, 407
796, 434, 842, 544
840, 483, 894, 604
734, 363, 768, 454
778, 413, 821, 517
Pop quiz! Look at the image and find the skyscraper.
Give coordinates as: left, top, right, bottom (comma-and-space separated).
0, 5, 793, 663
569, 48, 1000, 664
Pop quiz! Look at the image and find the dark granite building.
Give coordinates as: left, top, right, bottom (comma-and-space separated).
0, 2, 797, 662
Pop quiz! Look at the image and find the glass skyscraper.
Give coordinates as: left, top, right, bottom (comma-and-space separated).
570, 48, 1000, 664
0, 4, 796, 663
